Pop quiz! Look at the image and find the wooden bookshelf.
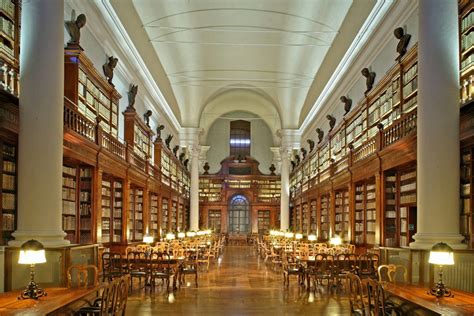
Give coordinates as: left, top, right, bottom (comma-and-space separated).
128, 187, 144, 242
101, 178, 123, 244
461, 148, 473, 247
309, 199, 317, 234
161, 197, 169, 232
0, 0, 20, 97
0, 141, 16, 244
460, 0, 474, 106
353, 179, 376, 245
257, 210, 270, 234
295, 204, 301, 232
301, 202, 308, 234
208, 209, 221, 233
61, 164, 93, 244
334, 189, 350, 241
149, 193, 159, 239
319, 194, 330, 241
64, 48, 121, 137
384, 170, 398, 247
170, 200, 177, 231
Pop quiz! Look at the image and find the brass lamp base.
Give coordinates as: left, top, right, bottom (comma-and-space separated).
428, 281, 453, 298
18, 280, 47, 300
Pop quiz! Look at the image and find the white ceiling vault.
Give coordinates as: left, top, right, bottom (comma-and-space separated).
110, 0, 377, 132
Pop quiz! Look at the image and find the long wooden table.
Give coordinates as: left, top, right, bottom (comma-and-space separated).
0, 286, 100, 315
382, 283, 474, 316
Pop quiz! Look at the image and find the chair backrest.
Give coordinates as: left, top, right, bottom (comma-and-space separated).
377, 264, 408, 283
345, 273, 366, 315
150, 251, 172, 271
363, 278, 386, 316
112, 275, 130, 316
127, 251, 148, 271
102, 252, 123, 276
67, 264, 98, 288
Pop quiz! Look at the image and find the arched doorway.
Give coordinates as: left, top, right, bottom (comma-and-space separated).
228, 195, 250, 233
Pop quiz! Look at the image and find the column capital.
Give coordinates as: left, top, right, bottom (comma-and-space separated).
278, 129, 301, 151
179, 127, 203, 147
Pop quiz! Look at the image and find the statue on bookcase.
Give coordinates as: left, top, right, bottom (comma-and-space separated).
127, 84, 138, 111
394, 27, 411, 62
179, 151, 186, 162
291, 160, 296, 170
316, 128, 324, 144
173, 145, 180, 157
295, 154, 300, 165
65, 10, 86, 49
307, 139, 315, 152
203, 162, 210, 174
340, 96, 352, 115
184, 159, 189, 169
269, 164, 276, 175
326, 115, 336, 131
103, 56, 119, 86
361, 68, 376, 94
165, 134, 173, 149
155, 124, 165, 142
300, 148, 307, 160
143, 110, 152, 127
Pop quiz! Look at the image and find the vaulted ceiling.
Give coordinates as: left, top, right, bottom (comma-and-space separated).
111, 0, 375, 131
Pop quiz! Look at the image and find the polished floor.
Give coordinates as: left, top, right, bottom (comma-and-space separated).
126, 246, 350, 315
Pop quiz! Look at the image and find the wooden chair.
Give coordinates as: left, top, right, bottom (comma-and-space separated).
180, 249, 198, 287
197, 246, 212, 271
345, 272, 367, 316
112, 275, 130, 316
67, 264, 99, 288
101, 252, 124, 282
76, 279, 117, 315
149, 251, 175, 292
357, 254, 379, 279
282, 252, 302, 287
126, 251, 149, 290
362, 278, 387, 316
377, 264, 408, 284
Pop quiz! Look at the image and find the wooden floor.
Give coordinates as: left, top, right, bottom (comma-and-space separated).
126, 246, 350, 315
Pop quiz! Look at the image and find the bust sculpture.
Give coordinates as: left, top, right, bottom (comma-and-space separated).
179, 152, 186, 162
127, 84, 138, 111
173, 145, 180, 157
326, 115, 336, 131
307, 139, 315, 152
295, 155, 300, 165
183, 159, 189, 169
316, 128, 324, 144
65, 11, 86, 48
300, 148, 307, 160
203, 162, 210, 174
165, 134, 173, 149
103, 56, 119, 86
340, 96, 352, 115
269, 164, 276, 175
155, 124, 165, 142
361, 68, 376, 94
394, 27, 411, 62
143, 110, 152, 127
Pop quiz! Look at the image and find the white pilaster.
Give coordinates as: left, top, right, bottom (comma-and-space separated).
10, 0, 68, 247
180, 128, 203, 231
278, 129, 301, 231
410, 0, 465, 249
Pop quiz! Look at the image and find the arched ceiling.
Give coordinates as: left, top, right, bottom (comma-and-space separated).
111, 0, 376, 130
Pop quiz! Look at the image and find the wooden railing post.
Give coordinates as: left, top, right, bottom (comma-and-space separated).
95, 117, 102, 147
376, 123, 384, 151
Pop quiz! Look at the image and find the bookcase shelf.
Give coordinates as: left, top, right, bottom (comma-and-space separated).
0, 141, 16, 244
460, 1, 474, 105
161, 197, 169, 232
208, 209, 221, 233
301, 203, 308, 234
334, 189, 350, 241
62, 164, 93, 244
257, 210, 270, 234
310, 199, 317, 234
101, 178, 123, 244
354, 178, 376, 245
128, 187, 144, 242
150, 193, 159, 239
319, 194, 330, 241
170, 200, 177, 231
461, 147, 473, 247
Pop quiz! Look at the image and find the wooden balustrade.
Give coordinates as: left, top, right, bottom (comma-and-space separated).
128, 149, 146, 172
382, 110, 417, 148
63, 101, 96, 142
352, 138, 376, 163
101, 130, 126, 160
0, 62, 19, 97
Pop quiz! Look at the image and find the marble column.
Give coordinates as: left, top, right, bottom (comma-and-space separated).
279, 147, 291, 230
410, 0, 465, 249
189, 145, 200, 231
10, 0, 68, 247
279, 129, 300, 231
180, 128, 202, 231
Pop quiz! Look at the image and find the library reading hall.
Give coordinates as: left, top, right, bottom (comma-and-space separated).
0, 0, 473, 315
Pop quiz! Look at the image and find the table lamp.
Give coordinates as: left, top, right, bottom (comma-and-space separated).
166, 232, 176, 240
177, 232, 186, 239
428, 242, 454, 298
186, 231, 196, 238
284, 232, 294, 238
18, 239, 47, 300
143, 234, 154, 244
330, 235, 342, 246
295, 233, 303, 240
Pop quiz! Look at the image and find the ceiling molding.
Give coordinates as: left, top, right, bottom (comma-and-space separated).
301, 0, 418, 142
298, 0, 395, 135
92, 0, 182, 132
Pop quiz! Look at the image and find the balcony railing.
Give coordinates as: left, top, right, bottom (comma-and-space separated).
382, 109, 417, 148
353, 138, 376, 164
64, 100, 95, 142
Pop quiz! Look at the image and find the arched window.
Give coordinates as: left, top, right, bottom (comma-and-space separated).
230, 120, 250, 157
228, 195, 250, 233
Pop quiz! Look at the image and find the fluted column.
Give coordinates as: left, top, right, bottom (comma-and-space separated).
410, 0, 465, 249
189, 145, 200, 230
10, 0, 68, 247
280, 147, 291, 230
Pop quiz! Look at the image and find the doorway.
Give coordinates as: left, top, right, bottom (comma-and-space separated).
228, 195, 250, 233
